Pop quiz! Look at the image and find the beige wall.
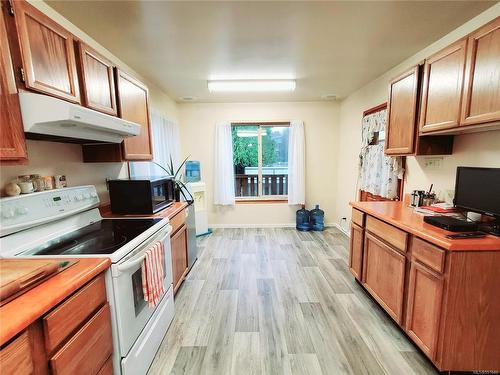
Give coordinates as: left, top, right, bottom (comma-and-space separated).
0, 1, 178, 200
334, 4, 500, 227
179, 101, 339, 226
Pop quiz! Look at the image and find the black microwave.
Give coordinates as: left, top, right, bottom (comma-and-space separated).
108, 176, 175, 214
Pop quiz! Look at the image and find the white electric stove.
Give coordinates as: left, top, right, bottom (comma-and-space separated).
0, 186, 175, 375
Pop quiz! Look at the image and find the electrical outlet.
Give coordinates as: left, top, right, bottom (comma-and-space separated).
424, 157, 443, 170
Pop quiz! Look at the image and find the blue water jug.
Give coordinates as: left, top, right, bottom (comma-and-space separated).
296, 207, 311, 231
185, 161, 201, 182
310, 204, 325, 231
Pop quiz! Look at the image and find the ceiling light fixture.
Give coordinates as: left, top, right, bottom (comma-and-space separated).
207, 79, 296, 93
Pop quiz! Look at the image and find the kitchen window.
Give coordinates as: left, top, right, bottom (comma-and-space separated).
232, 123, 289, 201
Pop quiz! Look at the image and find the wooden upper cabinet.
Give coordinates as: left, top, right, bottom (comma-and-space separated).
76, 42, 117, 116
420, 39, 467, 133
385, 66, 419, 155
460, 17, 500, 127
12, 0, 80, 103
116, 69, 153, 160
1, 5, 27, 162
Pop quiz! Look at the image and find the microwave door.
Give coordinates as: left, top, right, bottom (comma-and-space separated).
151, 181, 172, 212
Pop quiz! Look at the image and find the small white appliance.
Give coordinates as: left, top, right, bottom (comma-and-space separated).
0, 186, 174, 375
187, 182, 208, 236
19, 92, 141, 143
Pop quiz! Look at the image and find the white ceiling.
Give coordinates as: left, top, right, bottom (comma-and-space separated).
46, 1, 494, 103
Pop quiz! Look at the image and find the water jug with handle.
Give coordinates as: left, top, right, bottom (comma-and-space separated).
310, 204, 325, 231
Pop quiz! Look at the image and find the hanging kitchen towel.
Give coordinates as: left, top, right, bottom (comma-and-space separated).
141, 241, 166, 307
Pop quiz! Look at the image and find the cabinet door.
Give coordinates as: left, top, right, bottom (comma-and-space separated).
420, 39, 467, 133
171, 224, 188, 294
0, 331, 33, 375
405, 261, 443, 360
76, 42, 117, 116
115, 69, 153, 160
349, 223, 364, 281
1, 6, 27, 161
362, 232, 406, 324
385, 66, 419, 155
13, 0, 80, 103
460, 17, 500, 127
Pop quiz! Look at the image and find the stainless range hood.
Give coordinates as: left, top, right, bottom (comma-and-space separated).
19, 92, 141, 143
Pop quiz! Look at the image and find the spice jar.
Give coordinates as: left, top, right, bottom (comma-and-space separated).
17, 175, 34, 194
43, 176, 55, 190
30, 174, 45, 192
54, 175, 67, 189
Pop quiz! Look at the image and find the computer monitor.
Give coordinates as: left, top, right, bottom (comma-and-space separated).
454, 167, 500, 218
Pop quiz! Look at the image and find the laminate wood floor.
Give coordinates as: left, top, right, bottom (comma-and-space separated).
148, 227, 439, 375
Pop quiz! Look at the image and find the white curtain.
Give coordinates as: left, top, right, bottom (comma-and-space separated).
287, 120, 305, 205
358, 109, 404, 199
129, 110, 181, 176
214, 122, 235, 205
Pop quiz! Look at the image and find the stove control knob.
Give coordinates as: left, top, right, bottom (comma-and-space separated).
16, 207, 28, 215
84, 193, 91, 200
90, 191, 98, 198
2, 208, 15, 219
75, 194, 84, 201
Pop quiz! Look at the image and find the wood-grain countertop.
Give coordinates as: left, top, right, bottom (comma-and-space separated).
99, 201, 188, 220
350, 201, 500, 251
0, 258, 110, 346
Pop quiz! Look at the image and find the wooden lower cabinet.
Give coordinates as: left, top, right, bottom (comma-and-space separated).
405, 261, 443, 359
50, 304, 112, 375
0, 274, 112, 375
171, 223, 188, 294
350, 208, 500, 372
362, 232, 406, 324
0, 331, 35, 375
348, 223, 364, 280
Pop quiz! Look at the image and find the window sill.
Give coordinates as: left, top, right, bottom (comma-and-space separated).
236, 199, 288, 205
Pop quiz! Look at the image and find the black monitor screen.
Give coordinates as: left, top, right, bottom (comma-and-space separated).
454, 167, 500, 217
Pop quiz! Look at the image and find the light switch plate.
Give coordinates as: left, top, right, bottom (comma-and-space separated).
423, 157, 443, 169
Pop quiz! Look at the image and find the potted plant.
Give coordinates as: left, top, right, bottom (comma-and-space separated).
151, 156, 193, 202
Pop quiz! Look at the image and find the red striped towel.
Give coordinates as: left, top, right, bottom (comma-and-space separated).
142, 241, 166, 307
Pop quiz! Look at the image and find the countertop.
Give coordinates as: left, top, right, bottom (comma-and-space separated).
350, 201, 500, 251
0, 258, 110, 346
99, 201, 188, 220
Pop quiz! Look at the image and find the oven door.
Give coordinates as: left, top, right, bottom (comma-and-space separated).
111, 223, 173, 356
150, 179, 175, 213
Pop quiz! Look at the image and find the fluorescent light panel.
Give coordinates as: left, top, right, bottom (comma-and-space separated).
208, 79, 296, 92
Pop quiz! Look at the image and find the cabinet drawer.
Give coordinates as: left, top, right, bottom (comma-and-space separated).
0, 331, 33, 375
411, 237, 445, 274
366, 216, 408, 252
170, 209, 187, 236
50, 304, 112, 375
352, 208, 365, 227
43, 274, 106, 353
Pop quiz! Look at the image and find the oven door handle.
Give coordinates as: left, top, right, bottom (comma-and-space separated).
115, 225, 172, 274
